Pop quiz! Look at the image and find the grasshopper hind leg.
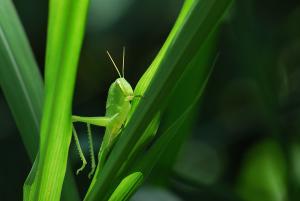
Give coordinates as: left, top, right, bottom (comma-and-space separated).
72, 124, 87, 174
87, 123, 96, 178
72, 123, 97, 178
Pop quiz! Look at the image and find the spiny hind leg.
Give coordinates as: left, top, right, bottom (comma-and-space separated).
86, 123, 96, 179
72, 124, 87, 174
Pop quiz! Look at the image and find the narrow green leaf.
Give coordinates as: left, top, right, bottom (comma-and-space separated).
0, 0, 79, 200
136, 53, 216, 178
25, 0, 90, 200
84, 0, 233, 200
0, 0, 42, 159
108, 172, 143, 201
155, 30, 218, 181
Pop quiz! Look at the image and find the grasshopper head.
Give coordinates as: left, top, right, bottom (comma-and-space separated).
116, 78, 134, 101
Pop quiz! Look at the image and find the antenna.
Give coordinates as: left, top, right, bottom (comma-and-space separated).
122, 46, 125, 78
106, 50, 122, 78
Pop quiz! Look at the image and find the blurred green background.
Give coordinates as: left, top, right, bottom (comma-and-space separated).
1, 0, 300, 200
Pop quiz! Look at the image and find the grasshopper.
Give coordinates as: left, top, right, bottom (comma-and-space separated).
72, 47, 137, 178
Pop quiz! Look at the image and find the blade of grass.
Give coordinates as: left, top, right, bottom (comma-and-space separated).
108, 172, 143, 201
84, 0, 233, 200
154, 30, 218, 182
108, 45, 218, 200
136, 52, 218, 179
0, 0, 80, 200
0, 0, 42, 159
24, 0, 90, 200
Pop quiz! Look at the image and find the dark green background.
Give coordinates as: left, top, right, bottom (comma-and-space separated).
1, 0, 300, 200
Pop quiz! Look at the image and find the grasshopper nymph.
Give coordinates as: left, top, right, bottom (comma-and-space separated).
72, 47, 136, 178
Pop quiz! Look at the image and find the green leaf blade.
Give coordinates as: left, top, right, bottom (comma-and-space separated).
0, 0, 80, 200
0, 0, 43, 159
26, 0, 90, 200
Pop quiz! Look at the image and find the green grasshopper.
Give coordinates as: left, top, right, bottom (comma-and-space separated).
72, 47, 136, 178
